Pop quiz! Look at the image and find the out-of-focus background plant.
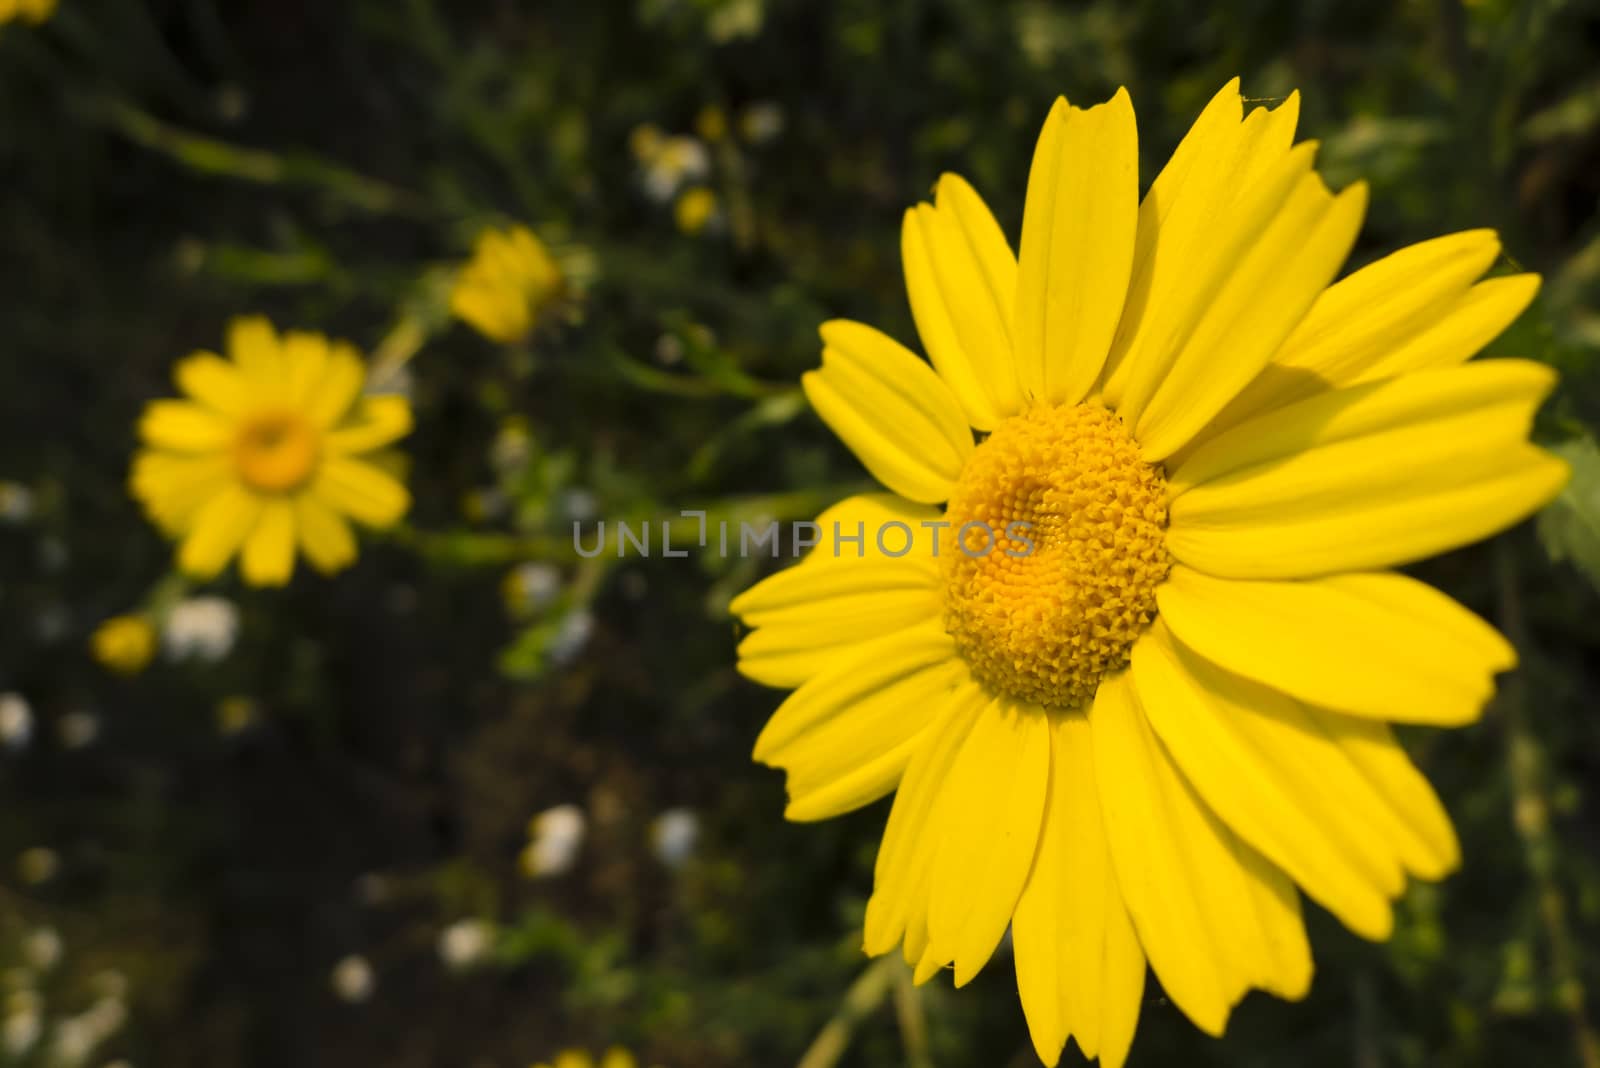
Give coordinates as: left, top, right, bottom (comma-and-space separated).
2, 1, 1598, 1066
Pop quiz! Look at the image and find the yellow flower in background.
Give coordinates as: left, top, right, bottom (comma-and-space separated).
673, 187, 719, 235
0, 0, 57, 26
731, 80, 1566, 1067
131, 317, 413, 587
92, 615, 157, 675
451, 225, 564, 344
532, 1048, 636, 1068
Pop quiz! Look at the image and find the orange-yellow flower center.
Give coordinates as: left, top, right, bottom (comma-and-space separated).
941, 403, 1170, 710
233, 411, 320, 494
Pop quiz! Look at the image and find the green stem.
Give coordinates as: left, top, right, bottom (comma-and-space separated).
367, 314, 430, 390
79, 97, 435, 219
1494, 542, 1600, 1068
891, 957, 934, 1068
796, 955, 898, 1068
400, 486, 868, 567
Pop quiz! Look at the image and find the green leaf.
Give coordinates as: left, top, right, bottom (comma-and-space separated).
1537, 435, 1600, 593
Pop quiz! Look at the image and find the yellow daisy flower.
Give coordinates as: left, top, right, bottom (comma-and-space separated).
0, 0, 57, 26
532, 1048, 636, 1068
131, 317, 413, 587
451, 225, 565, 344
731, 80, 1568, 1067
91, 615, 157, 675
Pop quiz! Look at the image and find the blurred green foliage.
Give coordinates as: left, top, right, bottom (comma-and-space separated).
2, 0, 1599, 1066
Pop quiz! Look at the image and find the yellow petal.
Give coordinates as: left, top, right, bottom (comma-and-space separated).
1102, 84, 1290, 405
1362, 273, 1542, 377
801, 320, 973, 503
1322, 713, 1460, 879
732, 495, 943, 687
864, 682, 987, 958
753, 621, 966, 821
1131, 169, 1368, 460
130, 452, 231, 534
923, 698, 1050, 986
1014, 89, 1139, 407
1157, 566, 1515, 725
1133, 621, 1399, 939
902, 173, 1021, 428
177, 485, 263, 579
1196, 230, 1512, 437
282, 330, 331, 404
226, 316, 283, 380
793, 492, 945, 566
240, 499, 297, 587
1167, 360, 1568, 577
314, 457, 410, 528
173, 351, 250, 416
733, 561, 941, 688
327, 395, 415, 455
294, 493, 358, 575
137, 400, 234, 452
1092, 670, 1312, 1037
306, 342, 368, 428
451, 283, 526, 343
1013, 713, 1144, 1068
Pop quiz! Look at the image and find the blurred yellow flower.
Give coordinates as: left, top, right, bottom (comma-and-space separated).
674, 187, 719, 235
91, 615, 157, 675
450, 225, 564, 344
532, 1048, 636, 1068
131, 317, 413, 586
0, 0, 57, 26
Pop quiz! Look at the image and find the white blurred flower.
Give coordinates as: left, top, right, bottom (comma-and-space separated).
561, 488, 599, 523
0, 482, 34, 523
2, 999, 40, 1057
51, 1015, 99, 1066
547, 610, 593, 666
330, 955, 374, 1004
0, 693, 32, 749
739, 101, 785, 144
641, 136, 710, 202
503, 563, 562, 616
437, 919, 495, 971
21, 928, 62, 972
651, 808, 701, 869
521, 804, 586, 878
80, 996, 126, 1041
162, 597, 240, 662
57, 711, 98, 750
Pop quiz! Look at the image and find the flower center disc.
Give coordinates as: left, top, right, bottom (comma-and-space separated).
234, 411, 320, 494
941, 403, 1171, 710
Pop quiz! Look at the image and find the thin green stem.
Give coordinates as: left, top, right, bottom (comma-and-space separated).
400, 486, 868, 567
796, 955, 898, 1068
891, 957, 934, 1068
79, 97, 434, 219
367, 314, 430, 391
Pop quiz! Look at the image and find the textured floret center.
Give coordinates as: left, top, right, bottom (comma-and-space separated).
234, 410, 320, 494
941, 402, 1170, 710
